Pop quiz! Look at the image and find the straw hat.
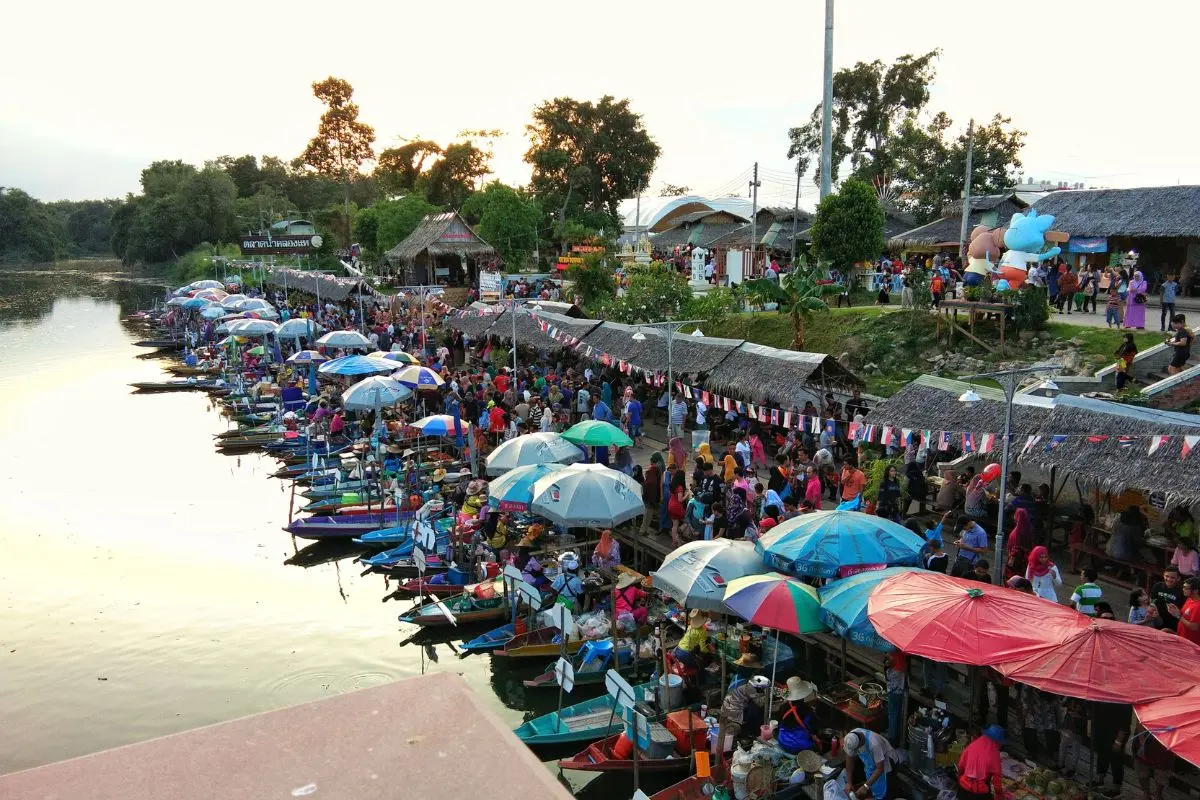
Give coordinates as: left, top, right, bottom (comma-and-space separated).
616, 572, 641, 590
786, 677, 817, 703
384, 444, 404, 454
465, 479, 486, 496
431, 468, 448, 482
687, 609, 707, 627
794, 750, 824, 773
517, 523, 545, 547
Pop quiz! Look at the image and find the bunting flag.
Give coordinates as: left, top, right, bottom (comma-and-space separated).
901, 428, 913, 445
1021, 435, 1042, 455
811, 416, 823, 434
938, 431, 952, 451
1148, 435, 1169, 455
748, 405, 757, 420
701, 391, 710, 405
1045, 434, 1068, 453
1184, 436, 1200, 460
782, 411, 792, 429
770, 408, 780, 426
881, 426, 894, 446
962, 432, 975, 453
923, 430, 933, 448
736, 401, 746, 414
724, 397, 733, 412
1087, 435, 1110, 444
848, 421, 862, 440
864, 424, 877, 443
825, 420, 838, 437
980, 433, 996, 453
683, 385, 693, 399
1117, 436, 1136, 449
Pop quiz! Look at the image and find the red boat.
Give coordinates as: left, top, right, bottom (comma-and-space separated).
390, 577, 467, 598
557, 732, 692, 774
650, 763, 727, 800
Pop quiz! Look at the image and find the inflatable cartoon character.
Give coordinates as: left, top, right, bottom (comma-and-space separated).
965, 225, 1007, 287
997, 209, 1060, 288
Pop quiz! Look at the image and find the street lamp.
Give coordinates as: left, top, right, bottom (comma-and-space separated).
630, 319, 705, 408
957, 364, 1059, 583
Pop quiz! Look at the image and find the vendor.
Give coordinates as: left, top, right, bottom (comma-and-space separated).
717, 675, 771, 761
777, 678, 820, 756
613, 572, 648, 628
546, 552, 584, 611
955, 725, 1007, 800
592, 529, 621, 569
673, 609, 710, 668
843, 728, 896, 800
515, 546, 547, 590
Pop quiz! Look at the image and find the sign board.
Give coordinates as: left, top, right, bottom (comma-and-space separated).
239, 234, 323, 255
502, 564, 525, 583
605, 669, 636, 710
514, 580, 544, 610
632, 791, 651, 800
413, 547, 427, 575
479, 271, 502, 301
414, 522, 437, 553
554, 657, 576, 693
431, 597, 458, 626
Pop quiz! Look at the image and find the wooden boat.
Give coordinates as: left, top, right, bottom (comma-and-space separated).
166, 364, 220, 377
649, 764, 728, 800
133, 339, 183, 349
514, 681, 656, 745
131, 380, 228, 394
358, 539, 448, 568
390, 577, 467, 598
461, 622, 517, 654
557, 733, 692, 774
493, 625, 588, 659
367, 559, 448, 579
523, 639, 655, 689
397, 593, 506, 627
284, 514, 397, 539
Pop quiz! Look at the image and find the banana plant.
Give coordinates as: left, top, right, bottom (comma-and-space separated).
745, 259, 837, 350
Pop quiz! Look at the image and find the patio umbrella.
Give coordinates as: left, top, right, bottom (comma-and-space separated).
224, 276, 243, 287
181, 297, 214, 309
391, 365, 445, 389
756, 510, 925, 578
191, 279, 224, 290
200, 306, 225, 320
220, 294, 248, 309
529, 463, 643, 527
652, 539, 772, 613
994, 618, 1200, 703
867, 570, 1089, 665
192, 288, 228, 302
723, 573, 826, 689
380, 350, 420, 365
410, 414, 471, 437
231, 298, 275, 312
166, 296, 189, 307
341, 376, 412, 412
318, 354, 395, 377
1136, 686, 1200, 768
818, 567, 923, 652
286, 350, 329, 365
226, 319, 280, 337
277, 318, 323, 340
247, 345, 266, 356
317, 330, 373, 350
487, 463, 568, 511
484, 432, 585, 476
561, 419, 634, 448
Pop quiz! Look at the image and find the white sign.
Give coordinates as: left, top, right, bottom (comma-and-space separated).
514, 580, 544, 610
414, 522, 437, 553
479, 271, 502, 300
413, 547, 427, 575
605, 669, 636, 710
546, 603, 574, 637
726, 249, 745, 285
554, 657, 576, 693
632, 791, 651, 800
431, 597, 458, 626
503, 564, 525, 583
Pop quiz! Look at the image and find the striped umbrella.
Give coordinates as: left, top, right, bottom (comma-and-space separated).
380, 351, 420, 365
410, 414, 471, 437
724, 573, 826, 687
391, 365, 445, 389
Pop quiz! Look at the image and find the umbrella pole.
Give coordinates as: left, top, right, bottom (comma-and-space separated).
840, 636, 847, 682
770, 628, 780, 695
720, 614, 727, 700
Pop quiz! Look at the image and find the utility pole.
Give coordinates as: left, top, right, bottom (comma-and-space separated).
749, 163, 761, 274
791, 163, 802, 267
957, 118, 976, 260
820, 0, 835, 200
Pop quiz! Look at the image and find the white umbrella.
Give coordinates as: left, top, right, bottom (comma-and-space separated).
277, 318, 323, 340
485, 432, 585, 476
193, 288, 228, 302
652, 540, 772, 612
230, 298, 275, 313
530, 463, 644, 527
227, 319, 280, 336
220, 294, 249, 309
317, 330, 373, 350
341, 376, 413, 412
166, 296, 189, 306
191, 280, 224, 290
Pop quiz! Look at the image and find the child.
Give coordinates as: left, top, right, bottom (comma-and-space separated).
749, 431, 767, 472
923, 539, 949, 573
1105, 286, 1122, 328
969, 559, 992, 584
702, 502, 716, 541
1172, 538, 1199, 576
1128, 588, 1159, 625
1070, 568, 1103, 615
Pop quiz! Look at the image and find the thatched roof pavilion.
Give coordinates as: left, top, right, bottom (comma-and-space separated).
382, 211, 495, 284
888, 194, 1030, 251
705, 343, 864, 407
869, 375, 1200, 504
265, 269, 375, 302
1034, 186, 1200, 238
580, 322, 741, 374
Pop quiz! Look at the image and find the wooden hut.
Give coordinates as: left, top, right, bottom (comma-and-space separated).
383, 211, 495, 286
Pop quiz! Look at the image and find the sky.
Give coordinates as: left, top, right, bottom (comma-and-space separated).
4, 0, 1199, 208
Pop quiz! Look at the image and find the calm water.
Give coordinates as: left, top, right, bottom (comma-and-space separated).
0, 271, 592, 778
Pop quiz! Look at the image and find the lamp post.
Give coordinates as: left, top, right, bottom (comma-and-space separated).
631, 319, 705, 414
957, 366, 1059, 583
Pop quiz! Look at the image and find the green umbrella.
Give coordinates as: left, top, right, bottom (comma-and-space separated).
247, 345, 266, 356
561, 420, 634, 448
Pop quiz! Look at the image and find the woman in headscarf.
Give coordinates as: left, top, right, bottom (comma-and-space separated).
697, 441, 715, 466
600, 379, 613, 407
1005, 508, 1035, 580
592, 529, 621, 569
1024, 545, 1062, 602
726, 485, 748, 524
668, 436, 687, 472
1124, 270, 1149, 330
667, 470, 690, 547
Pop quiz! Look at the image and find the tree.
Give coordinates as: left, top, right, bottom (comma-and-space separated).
214, 155, 261, 198
564, 254, 616, 314
299, 76, 376, 245
744, 262, 832, 350
140, 160, 198, 198
375, 139, 442, 196
787, 50, 939, 186
810, 179, 885, 277
0, 187, 66, 263
461, 182, 541, 268
525, 96, 660, 226
891, 112, 1026, 222
180, 167, 238, 245
424, 142, 491, 208
608, 262, 693, 323
659, 183, 691, 197
374, 194, 440, 253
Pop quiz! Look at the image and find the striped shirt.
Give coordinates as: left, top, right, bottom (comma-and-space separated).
669, 400, 688, 425
1071, 582, 1103, 615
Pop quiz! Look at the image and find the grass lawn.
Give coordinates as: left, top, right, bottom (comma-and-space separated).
1046, 323, 1163, 364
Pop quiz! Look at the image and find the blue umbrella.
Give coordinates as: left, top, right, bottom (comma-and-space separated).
818, 567, 923, 651
755, 510, 925, 579
391, 365, 445, 389
318, 354, 395, 377
341, 376, 412, 412
410, 414, 471, 437
487, 463, 568, 511
182, 297, 213, 309
287, 350, 329, 365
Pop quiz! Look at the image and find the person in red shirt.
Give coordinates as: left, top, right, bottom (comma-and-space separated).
956, 725, 1007, 800
1172, 576, 1200, 644
493, 370, 509, 394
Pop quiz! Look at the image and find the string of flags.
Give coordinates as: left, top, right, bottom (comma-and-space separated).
446, 306, 1200, 462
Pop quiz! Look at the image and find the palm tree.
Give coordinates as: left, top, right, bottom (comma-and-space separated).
745, 260, 835, 350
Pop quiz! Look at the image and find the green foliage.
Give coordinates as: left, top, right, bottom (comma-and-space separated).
353, 205, 382, 255
298, 77, 376, 246
905, 267, 932, 311
0, 187, 67, 262
810, 180, 885, 275
1011, 285, 1050, 332
526, 95, 660, 225
424, 141, 490, 208
659, 183, 691, 197
374, 194, 441, 253
684, 285, 744, 328
141, 160, 198, 198
460, 182, 540, 268
564, 254, 616, 314
111, 166, 238, 264
376, 140, 443, 196
608, 262, 693, 323
863, 454, 902, 503
172, 242, 243, 284
743, 261, 832, 350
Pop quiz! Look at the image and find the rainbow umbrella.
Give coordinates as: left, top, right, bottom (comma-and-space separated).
380, 350, 420, 365
723, 573, 825, 687
391, 365, 445, 389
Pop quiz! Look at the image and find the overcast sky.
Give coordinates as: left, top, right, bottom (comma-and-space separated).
4, 0, 1197, 206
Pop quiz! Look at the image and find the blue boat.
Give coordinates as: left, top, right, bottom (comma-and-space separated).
356, 516, 453, 545
461, 622, 517, 653
284, 514, 396, 539
514, 681, 657, 745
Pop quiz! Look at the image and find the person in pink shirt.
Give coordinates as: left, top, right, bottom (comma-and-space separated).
1172, 540, 1199, 576
804, 465, 823, 509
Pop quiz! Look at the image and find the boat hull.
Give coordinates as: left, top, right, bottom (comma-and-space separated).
558, 734, 690, 774
514, 681, 655, 745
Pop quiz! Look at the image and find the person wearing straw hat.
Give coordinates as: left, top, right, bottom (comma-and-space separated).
716, 675, 771, 762
672, 609, 710, 669
777, 678, 820, 756
613, 572, 648, 629
843, 727, 897, 800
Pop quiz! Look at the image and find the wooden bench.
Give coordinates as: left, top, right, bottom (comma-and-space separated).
1068, 541, 1157, 591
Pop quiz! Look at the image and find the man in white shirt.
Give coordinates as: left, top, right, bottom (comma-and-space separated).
735, 433, 752, 467
695, 399, 708, 429
575, 385, 591, 422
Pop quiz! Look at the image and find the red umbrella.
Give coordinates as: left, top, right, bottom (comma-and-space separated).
995, 618, 1200, 703
1135, 686, 1200, 768
867, 571, 1088, 665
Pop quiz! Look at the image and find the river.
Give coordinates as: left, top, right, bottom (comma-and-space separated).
0, 269, 667, 797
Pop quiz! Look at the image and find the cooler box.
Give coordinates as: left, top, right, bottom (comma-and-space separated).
642, 723, 678, 759
665, 710, 707, 754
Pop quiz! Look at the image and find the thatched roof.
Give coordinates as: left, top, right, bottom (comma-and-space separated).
888, 194, 1029, 249
1034, 186, 1200, 238
579, 322, 741, 374
868, 375, 1200, 503
448, 306, 505, 337
651, 222, 750, 251
791, 208, 916, 245
265, 269, 374, 302
502, 307, 602, 352
383, 211, 495, 265
705, 343, 864, 406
